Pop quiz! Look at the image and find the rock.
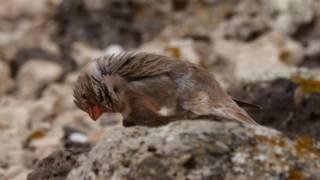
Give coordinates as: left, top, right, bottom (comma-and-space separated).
64, 72, 80, 85
0, 61, 14, 95
214, 0, 270, 41
53, 110, 99, 135
0, 0, 54, 18
71, 42, 103, 67
211, 0, 317, 41
215, 14, 269, 42
28, 120, 320, 180
24, 104, 98, 168
27, 96, 57, 129
267, 0, 314, 35
0, 166, 29, 180
103, 44, 124, 56
68, 132, 88, 144
17, 60, 63, 98
54, 0, 172, 49
0, 98, 30, 179
83, 0, 103, 11
231, 78, 320, 140
27, 150, 86, 180
72, 121, 320, 180
140, 38, 203, 66
290, 1, 320, 43
67, 121, 319, 180
42, 83, 75, 113
0, 0, 61, 66
299, 41, 320, 69
213, 32, 302, 85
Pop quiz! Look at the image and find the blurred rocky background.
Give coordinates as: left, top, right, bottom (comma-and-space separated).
0, 0, 320, 179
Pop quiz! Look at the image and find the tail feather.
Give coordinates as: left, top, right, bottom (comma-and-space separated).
232, 110, 258, 125
210, 106, 258, 125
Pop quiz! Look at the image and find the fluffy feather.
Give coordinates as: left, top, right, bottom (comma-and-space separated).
73, 52, 258, 126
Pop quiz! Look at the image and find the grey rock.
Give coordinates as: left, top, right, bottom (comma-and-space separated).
213, 32, 301, 84
267, 0, 314, 35
17, 60, 63, 98
214, 0, 270, 41
0, 61, 14, 96
0, 0, 54, 19
0, 97, 30, 180
27, 149, 89, 180
58, 121, 320, 180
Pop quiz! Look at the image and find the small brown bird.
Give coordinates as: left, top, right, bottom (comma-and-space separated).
73, 52, 258, 127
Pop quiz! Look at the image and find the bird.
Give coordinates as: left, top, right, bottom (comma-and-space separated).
73, 52, 258, 127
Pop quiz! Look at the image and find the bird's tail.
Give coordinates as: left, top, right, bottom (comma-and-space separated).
210, 105, 258, 125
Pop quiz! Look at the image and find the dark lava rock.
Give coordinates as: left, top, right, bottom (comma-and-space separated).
231, 78, 320, 140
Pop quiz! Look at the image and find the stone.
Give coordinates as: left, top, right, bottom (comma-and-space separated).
140, 38, 203, 66
71, 42, 103, 67
27, 151, 84, 180
55, 0, 172, 49
27, 96, 57, 130
66, 121, 319, 180
231, 78, 320, 140
0, 0, 52, 18
267, 0, 314, 35
0, 61, 14, 96
42, 83, 75, 113
17, 60, 63, 98
0, 98, 30, 179
103, 44, 124, 56
213, 32, 302, 84
214, 3, 269, 41
28, 120, 320, 180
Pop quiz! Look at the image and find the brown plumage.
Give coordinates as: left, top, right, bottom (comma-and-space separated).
73, 52, 258, 127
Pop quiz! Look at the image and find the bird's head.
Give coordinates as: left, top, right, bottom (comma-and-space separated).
73, 66, 127, 121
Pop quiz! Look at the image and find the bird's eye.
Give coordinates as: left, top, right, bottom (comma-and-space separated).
82, 94, 87, 99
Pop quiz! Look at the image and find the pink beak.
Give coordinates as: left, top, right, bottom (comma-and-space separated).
88, 105, 104, 121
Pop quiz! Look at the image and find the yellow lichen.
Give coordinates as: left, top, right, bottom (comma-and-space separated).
288, 169, 304, 180
166, 47, 182, 59
24, 130, 47, 147
291, 75, 320, 94
279, 49, 291, 63
255, 135, 286, 147
295, 136, 320, 157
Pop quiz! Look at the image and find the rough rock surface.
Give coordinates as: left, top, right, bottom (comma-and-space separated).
27, 121, 320, 180
27, 147, 90, 180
